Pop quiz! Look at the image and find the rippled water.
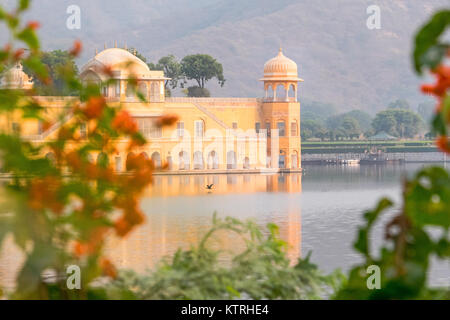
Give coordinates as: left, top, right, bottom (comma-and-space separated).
1, 163, 449, 291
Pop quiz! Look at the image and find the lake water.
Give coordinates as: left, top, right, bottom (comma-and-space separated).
0, 163, 449, 291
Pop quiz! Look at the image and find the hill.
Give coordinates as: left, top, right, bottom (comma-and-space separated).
1, 0, 447, 113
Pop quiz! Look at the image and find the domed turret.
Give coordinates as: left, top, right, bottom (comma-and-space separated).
79, 45, 169, 103
260, 48, 303, 102
262, 48, 300, 80
0, 63, 34, 90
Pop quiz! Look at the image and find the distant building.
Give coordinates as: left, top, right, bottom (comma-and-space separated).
0, 63, 34, 90
1, 47, 303, 172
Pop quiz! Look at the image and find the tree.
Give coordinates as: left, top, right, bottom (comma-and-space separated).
300, 119, 326, 140
127, 47, 148, 63
24, 50, 79, 95
344, 110, 372, 132
372, 109, 423, 138
187, 86, 210, 97
181, 54, 225, 89
341, 116, 361, 139
157, 55, 184, 90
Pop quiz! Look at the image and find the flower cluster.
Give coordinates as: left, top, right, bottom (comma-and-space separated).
421, 60, 450, 153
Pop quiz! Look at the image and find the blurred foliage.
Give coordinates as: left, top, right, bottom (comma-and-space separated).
0, 0, 176, 299
103, 215, 342, 300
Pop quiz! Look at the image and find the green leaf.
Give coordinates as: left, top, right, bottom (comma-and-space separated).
413, 10, 450, 74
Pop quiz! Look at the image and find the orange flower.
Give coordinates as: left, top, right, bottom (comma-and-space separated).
421, 65, 450, 98
41, 120, 52, 132
155, 114, 179, 128
69, 40, 82, 57
101, 64, 114, 78
81, 96, 106, 119
112, 110, 138, 135
100, 258, 117, 279
26, 21, 40, 30
436, 135, 450, 154
13, 48, 25, 61
28, 176, 63, 214
114, 216, 134, 237
73, 227, 108, 257
66, 151, 82, 171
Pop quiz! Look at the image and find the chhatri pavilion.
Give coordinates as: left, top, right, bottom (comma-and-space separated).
0, 46, 303, 173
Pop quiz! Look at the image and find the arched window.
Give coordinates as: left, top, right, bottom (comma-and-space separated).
290, 120, 298, 137
178, 151, 190, 170
126, 152, 135, 171
243, 157, 250, 169
288, 84, 296, 101
277, 120, 286, 137
227, 151, 237, 169
193, 151, 204, 170
151, 152, 161, 168
194, 120, 204, 138
207, 151, 219, 169
150, 82, 160, 102
138, 82, 147, 99
97, 152, 108, 168
291, 152, 298, 169
276, 84, 286, 101
126, 82, 135, 98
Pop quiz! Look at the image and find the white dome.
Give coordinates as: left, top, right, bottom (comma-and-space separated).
80, 48, 154, 81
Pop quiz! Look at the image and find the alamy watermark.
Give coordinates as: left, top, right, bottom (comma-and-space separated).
66, 5, 81, 30
366, 265, 381, 290
366, 5, 381, 30
66, 264, 81, 289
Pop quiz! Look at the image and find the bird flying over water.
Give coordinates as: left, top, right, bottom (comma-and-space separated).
206, 184, 214, 190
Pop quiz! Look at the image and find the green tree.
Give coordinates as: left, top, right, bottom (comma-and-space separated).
157, 55, 184, 91
181, 54, 225, 90
300, 119, 326, 140
24, 50, 79, 96
372, 109, 423, 138
341, 116, 361, 139
186, 86, 210, 97
127, 47, 148, 63
344, 110, 372, 132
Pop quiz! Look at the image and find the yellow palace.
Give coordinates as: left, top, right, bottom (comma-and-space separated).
0, 47, 303, 173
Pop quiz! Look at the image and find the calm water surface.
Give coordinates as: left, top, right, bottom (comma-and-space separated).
0, 163, 449, 290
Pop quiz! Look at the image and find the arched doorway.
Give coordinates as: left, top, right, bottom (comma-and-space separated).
227, 151, 237, 169
207, 151, 219, 169
138, 82, 147, 99
193, 151, 204, 170
291, 152, 298, 169
243, 157, 250, 169
278, 150, 286, 169
97, 152, 108, 168
151, 151, 161, 168
166, 156, 173, 170
178, 151, 190, 170
126, 152, 135, 171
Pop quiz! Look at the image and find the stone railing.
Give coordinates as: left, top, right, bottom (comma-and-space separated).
166, 97, 261, 103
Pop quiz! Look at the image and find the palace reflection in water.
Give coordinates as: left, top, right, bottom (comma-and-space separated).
104, 173, 303, 274
0, 173, 303, 290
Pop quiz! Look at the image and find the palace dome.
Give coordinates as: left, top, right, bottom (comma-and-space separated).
94, 48, 150, 73
0, 63, 34, 90
261, 48, 303, 82
80, 47, 153, 80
